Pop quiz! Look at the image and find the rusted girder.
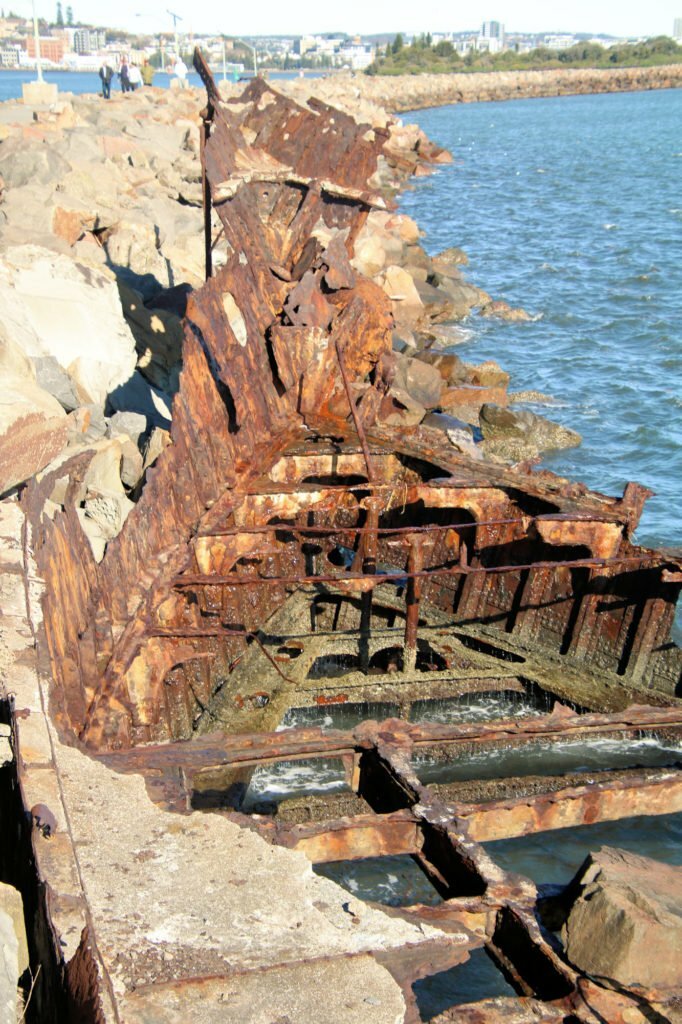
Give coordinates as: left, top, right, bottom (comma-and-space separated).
457, 771, 682, 842
96, 706, 682, 775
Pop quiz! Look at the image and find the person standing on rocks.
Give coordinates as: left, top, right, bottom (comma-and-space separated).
129, 63, 142, 91
141, 59, 154, 86
99, 59, 113, 99
119, 57, 131, 93
173, 57, 188, 89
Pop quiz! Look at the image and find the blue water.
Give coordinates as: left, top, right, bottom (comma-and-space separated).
0, 68, 324, 102
399, 89, 682, 558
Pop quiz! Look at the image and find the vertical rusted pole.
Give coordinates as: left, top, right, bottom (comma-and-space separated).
200, 115, 212, 280
404, 535, 425, 673
359, 497, 381, 674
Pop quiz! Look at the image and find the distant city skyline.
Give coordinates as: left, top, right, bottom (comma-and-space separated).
23, 0, 682, 39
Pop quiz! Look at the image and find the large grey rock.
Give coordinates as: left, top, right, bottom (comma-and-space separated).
479, 403, 581, 463
107, 410, 148, 447
421, 412, 482, 459
105, 219, 172, 300
393, 353, 443, 409
562, 847, 682, 991
0, 246, 137, 408
32, 356, 81, 411
0, 139, 69, 188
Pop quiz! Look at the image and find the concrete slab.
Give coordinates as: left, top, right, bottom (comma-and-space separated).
120, 955, 406, 1024
54, 740, 454, 999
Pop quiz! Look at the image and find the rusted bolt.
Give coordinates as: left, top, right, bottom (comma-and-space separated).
30, 803, 57, 838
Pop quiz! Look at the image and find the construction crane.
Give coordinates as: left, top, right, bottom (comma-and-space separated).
167, 9, 183, 63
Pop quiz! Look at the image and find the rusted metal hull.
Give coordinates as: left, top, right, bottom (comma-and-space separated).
17, 52, 682, 1024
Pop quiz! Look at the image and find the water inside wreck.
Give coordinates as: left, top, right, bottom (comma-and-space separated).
14, 55, 682, 1023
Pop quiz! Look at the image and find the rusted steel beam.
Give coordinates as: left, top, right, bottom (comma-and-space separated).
359, 496, 381, 673
335, 337, 378, 485
170, 553, 666, 589
194, 513, 586, 538
277, 809, 421, 863
404, 536, 427, 673
458, 772, 682, 843
95, 707, 682, 775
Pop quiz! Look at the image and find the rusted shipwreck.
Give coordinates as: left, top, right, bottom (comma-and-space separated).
16, 55, 682, 1022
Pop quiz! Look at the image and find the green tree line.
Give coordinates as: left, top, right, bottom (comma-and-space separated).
366, 35, 682, 75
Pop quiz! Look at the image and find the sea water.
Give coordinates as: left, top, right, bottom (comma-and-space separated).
398, 89, 681, 588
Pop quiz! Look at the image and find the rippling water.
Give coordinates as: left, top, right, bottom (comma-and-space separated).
398, 89, 682, 558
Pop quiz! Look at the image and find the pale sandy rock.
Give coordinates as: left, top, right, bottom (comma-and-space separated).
0, 245, 136, 408
379, 265, 423, 307
350, 233, 386, 278
395, 214, 421, 244
105, 218, 172, 299
0, 882, 28, 977
0, 327, 34, 380
38, 436, 135, 507
143, 426, 172, 471
75, 506, 109, 562
161, 233, 206, 289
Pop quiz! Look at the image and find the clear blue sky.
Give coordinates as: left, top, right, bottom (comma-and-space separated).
30, 0, 682, 38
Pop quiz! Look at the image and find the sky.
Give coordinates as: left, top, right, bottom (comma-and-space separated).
29, 0, 682, 39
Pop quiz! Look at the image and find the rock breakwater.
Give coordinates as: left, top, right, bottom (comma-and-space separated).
279, 63, 682, 115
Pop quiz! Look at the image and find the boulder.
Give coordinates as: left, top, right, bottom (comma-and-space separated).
433, 275, 487, 319
432, 246, 469, 268
350, 234, 387, 279
107, 410, 148, 447
561, 847, 682, 991
393, 353, 443, 409
480, 403, 581, 462
142, 426, 171, 471
421, 412, 482, 459
417, 351, 467, 383
104, 218, 172, 300
0, 327, 34, 380
0, 137, 69, 188
38, 436, 138, 507
0, 246, 137, 409
440, 386, 509, 425
378, 385, 425, 427
32, 356, 81, 411
479, 298, 532, 322
379, 265, 423, 331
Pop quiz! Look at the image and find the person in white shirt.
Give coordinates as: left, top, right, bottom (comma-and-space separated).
128, 63, 142, 90
173, 58, 188, 89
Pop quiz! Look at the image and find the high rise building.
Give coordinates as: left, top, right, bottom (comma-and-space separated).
478, 21, 505, 52
673, 17, 682, 38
